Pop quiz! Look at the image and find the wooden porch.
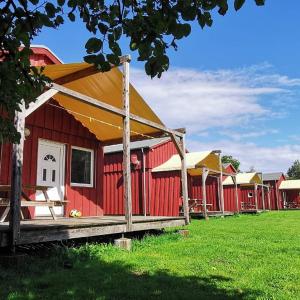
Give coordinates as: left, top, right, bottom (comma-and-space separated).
0, 215, 186, 247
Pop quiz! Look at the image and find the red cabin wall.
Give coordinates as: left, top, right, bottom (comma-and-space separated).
0, 101, 104, 218
103, 140, 179, 216
223, 186, 239, 212
263, 175, 285, 210
188, 176, 220, 212
283, 190, 300, 208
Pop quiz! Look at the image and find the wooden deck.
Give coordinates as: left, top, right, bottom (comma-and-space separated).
0, 216, 186, 247
190, 211, 235, 218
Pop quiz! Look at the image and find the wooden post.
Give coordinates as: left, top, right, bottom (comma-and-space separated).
267, 186, 271, 210
9, 105, 25, 252
219, 154, 224, 215
254, 184, 258, 210
180, 135, 189, 224
233, 175, 239, 213
202, 167, 209, 220
275, 181, 280, 210
122, 55, 132, 231
261, 174, 265, 211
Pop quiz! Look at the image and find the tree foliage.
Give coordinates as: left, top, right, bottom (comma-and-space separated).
0, 0, 265, 142
221, 155, 240, 172
287, 160, 300, 179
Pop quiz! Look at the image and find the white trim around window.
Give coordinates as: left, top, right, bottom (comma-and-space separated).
70, 146, 94, 188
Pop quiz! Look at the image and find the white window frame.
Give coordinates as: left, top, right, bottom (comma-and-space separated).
70, 146, 94, 188
248, 192, 253, 198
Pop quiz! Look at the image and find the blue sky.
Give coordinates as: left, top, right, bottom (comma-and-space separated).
33, 1, 300, 172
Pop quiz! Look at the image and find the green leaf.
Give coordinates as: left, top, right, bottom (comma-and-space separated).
197, 13, 206, 29
85, 37, 103, 54
29, 0, 39, 5
84, 54, 97, 64
57, 0, 65, 6
255, 0, 265, 6
45, 2, 56, 18
68, 12, 75, 22
234, 0, 246, 11
106, 54, 120, 66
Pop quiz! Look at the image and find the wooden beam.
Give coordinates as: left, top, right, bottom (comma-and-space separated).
9, 104, 25, 252
261, 174, 265, 211
122, 58, 132, 231
232, 176, 239, 213
219, 154, 224, 215
24, 88, 58, 118
267, 186, 271, 210
180, 135, 189, 224
202, 167, 209, 220
170, 133, 184, 159
254, 184, 258, 210
49, 83, 184, 138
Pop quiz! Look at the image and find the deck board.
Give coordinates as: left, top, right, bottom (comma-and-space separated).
0, 216, 186, 247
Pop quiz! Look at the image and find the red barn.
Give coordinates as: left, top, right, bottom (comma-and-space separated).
0, 46, 188, 247
262, 172, 286, 210
103, 137, 179, 216
279, 180, 300, 208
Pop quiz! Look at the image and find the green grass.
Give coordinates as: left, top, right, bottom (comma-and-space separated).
0, 211, 300, 300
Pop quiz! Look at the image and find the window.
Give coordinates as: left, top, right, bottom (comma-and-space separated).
248, 192, 253, 198
71, 147, 94, 187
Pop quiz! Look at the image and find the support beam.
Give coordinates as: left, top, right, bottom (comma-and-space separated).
254, 184, 258, 210
267, 187, 271, 210
9, 105, 25, 252
180, 135, 189, 224
169, 133, 184, 159
261, 174, 265, 211
122, 58, 132, 231
24, 89, 58, 118
49, 83, 184, 138
218, 154, 224, 215
232, 176, 239, 213
202, 167, 209, 220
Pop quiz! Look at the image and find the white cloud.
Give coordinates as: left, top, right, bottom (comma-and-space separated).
187, 139, 300, 173
131, 64, 300, 172
131, 65, 299, 134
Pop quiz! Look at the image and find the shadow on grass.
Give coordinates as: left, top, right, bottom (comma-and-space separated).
0, 247, 263, 300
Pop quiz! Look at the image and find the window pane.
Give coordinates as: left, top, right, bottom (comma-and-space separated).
52, 170, 56, 182
43, 169, 47, 181
71, 148, 92, 185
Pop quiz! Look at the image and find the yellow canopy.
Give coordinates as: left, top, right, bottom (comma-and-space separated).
223, 172, 262, 186
279, 180, 300, 190
152, 151, 224, 176
41, 63, 164, 144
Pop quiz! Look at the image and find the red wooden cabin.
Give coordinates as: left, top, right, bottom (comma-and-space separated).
262, 172, 285, 210
103, 137, 179, 216
0, 46, 186, 221
223, 172, 270, 212
279, 180, 300, 209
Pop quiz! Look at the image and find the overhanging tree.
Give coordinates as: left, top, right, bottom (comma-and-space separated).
287, 160, 300, 179
221, 155, 240, 172
0, 0, 265, 142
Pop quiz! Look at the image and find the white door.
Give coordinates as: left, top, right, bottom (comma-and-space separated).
36, 140, 65, 216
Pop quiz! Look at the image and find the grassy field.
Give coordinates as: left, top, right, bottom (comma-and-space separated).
0, 211, 299, 300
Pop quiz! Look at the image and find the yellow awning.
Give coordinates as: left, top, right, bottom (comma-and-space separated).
152, 151, 224, 176
41, 63, 164, 144
279, 180, 300, 190
223, 172, 262, 186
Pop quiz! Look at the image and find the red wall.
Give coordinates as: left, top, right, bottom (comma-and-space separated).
103, 140, 179, 216
0, 101, 104, 218
223, 186, 240, 212
188, 176, 220, 212
283, 190, 300, 208
264, 175, 285, 210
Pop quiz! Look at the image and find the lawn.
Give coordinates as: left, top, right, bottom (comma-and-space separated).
0, 211, 299, 300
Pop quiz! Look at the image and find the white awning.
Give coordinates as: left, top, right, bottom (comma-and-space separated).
279, 180, 300, 190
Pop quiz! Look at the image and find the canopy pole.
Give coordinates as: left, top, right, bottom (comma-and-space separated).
275, 181, 280, 210
254, 184, 258, 211
122, 55, 132, 231
202, 167, 209, 220
218, 154, 224, 215
261, 174, 265, 211
9, 104, 25, 253
267, 186, 271, 210
180, 134, 189, 224
233, 175, 239, 213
